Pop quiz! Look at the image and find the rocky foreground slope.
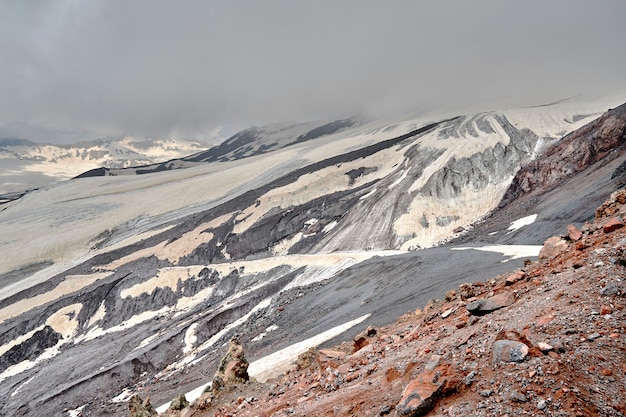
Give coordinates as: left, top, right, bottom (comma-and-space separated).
145, 190, 626, 417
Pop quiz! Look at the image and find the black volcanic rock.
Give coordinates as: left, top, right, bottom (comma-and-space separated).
0, 325, 61, 372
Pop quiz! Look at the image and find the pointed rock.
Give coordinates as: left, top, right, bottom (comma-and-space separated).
128, 394, 157, 417
212, 335, 249, 392
164, 393, 189, 416
396, 372, 443, 416
396, 358, 462, 416
353, 326, 377, 352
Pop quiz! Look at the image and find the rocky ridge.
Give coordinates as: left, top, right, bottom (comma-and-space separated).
500, 102, 626, 207
155, 190, 626, 417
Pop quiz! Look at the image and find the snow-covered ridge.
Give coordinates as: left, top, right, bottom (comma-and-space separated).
0, 136, 213, 194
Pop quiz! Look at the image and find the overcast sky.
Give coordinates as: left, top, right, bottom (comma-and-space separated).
1, 1, 625, 143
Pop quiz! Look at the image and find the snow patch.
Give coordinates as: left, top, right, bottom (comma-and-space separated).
248, 314, 370, 382
183, 323, 199, 354
451, 245, 541, 261
251, 324, 279, 342
322, 221, 338, 233
507, 214, 538, 233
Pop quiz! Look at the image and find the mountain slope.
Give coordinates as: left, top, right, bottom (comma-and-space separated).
0, 96, 624, 417
164, 189, 626, 417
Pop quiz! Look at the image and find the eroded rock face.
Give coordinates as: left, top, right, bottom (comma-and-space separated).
501, 103, 626, 207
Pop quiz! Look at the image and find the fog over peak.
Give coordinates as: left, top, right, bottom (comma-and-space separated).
1, 0, 625, 144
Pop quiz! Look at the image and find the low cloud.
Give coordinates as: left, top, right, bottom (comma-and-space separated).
1, 1, 625, 143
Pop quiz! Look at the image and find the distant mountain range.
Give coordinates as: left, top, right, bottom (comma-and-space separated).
0, 136, 215, 194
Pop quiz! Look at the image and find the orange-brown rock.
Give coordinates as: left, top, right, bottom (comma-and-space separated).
395, 356, 462, 416
539, 236, 568, 260
567, 224, 583, 241
603, 217, 624, 233
212, 336, 249, 392
317, 349, 347, 369
353, 326, 377, 353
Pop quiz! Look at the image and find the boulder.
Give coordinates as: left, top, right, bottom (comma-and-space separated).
458, 283, 479, 300
466, 292, 515, 315
567, 224, 583, 241
353, 326, 377, 352
492, 340, 529, 365
505, 270, 525, 286
317, 349, 347, 369
538, 236, 568, 261
396, 372, 443, 416
603, 217, 624, 233
396, 357, 462, 416
163, 393, 190, 416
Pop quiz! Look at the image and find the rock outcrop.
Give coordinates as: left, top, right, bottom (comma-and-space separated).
212, 336, 250, 391
500, 102, 626, 207
128, 394, 157, 417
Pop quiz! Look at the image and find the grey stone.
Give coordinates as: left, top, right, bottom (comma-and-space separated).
511, 390, 527, 403
492, 340, 529, 365
600, 282, 618, 296
466, 292, 515, 315
537, 399, 547, 410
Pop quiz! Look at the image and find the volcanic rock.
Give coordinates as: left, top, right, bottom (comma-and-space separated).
603, 217, 624, 233
128, 394, 157, 417
164, 394, 189, 416
492, 340, 529, 365
596, 189, 626, 218
466, 291, 515, 315
396, 373, 443, 416
353, 326, 377, 352
500, 102, 626, 206
213, 336, 249, 389
538, 236, 568, 260
396, 356, 462, 416
317, 349, 347, 369
567, 224, 583, 241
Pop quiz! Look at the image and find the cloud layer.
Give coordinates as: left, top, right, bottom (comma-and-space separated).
1, 1, 625, 143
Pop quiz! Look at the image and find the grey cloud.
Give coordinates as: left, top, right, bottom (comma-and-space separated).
1, 0, 625, 143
